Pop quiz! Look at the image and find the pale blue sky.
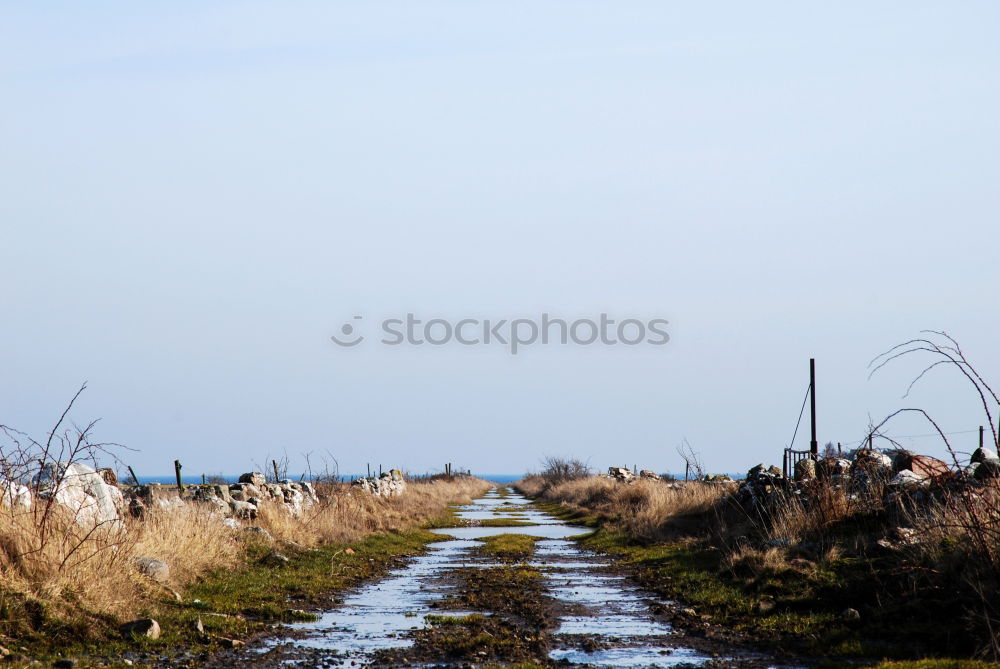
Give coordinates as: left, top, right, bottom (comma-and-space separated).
2, 2, 998, 477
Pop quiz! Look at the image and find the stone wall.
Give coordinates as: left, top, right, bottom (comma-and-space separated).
351, 469, 406, 497
0, 465, 329, 528
124, 474, 320, 520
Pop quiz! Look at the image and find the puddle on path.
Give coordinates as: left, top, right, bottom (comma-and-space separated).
254, 487, 766, 668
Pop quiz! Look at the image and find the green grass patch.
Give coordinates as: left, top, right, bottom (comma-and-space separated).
492, 504, 527, 513
425, 613, 486, 626
188, 529, 439, 618
530, 500, 600, 528
476, 534, 540, 562
479, 518, 536, 527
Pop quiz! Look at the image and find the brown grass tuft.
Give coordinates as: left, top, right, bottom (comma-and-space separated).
519, 475, 731, 542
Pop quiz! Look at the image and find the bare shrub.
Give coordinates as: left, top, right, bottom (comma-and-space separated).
676, 439, 704, 480
537, 456, 591, 488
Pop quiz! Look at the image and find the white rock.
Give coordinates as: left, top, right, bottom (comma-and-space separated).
36, 462, 123, 528
134, 557, 170, 583
0, 481, 32, 510
238, 472, 266, 487
229, 500, 258, 519
972, 446, 999, 464
889, 469, 928, 487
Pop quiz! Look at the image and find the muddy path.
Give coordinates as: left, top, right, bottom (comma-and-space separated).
228, 487, 789, 668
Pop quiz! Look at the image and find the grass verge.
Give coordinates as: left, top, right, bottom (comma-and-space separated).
581, 526, 984, 661
9, 528, 445, 665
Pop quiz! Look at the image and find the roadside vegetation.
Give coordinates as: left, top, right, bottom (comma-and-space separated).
518, 460, 1000, 663
517, 335, 1000, 663
0, 430, 487, 666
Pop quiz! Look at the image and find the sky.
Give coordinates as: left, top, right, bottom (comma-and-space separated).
1, 2, 998, 479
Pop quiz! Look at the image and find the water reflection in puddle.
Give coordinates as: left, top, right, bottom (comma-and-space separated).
269, 539, 469, 664
550, 645, 709, 667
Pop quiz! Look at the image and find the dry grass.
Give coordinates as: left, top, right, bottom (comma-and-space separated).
724, 545, 789, 576
519, 475, 732, 541
0, 477, 488, 636
902, 481, 1000, 656
131, 504, 241, 588
757, 483, 857, 548
905, 480, 1000, 562
0, 506, 147, 623
524, 472, 1000, 658
256, 477, 487, 546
